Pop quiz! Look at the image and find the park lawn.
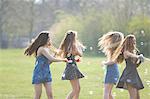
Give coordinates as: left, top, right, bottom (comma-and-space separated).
0, 49, 150, 99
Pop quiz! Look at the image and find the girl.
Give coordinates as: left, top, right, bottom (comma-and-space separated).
112, 35, 144, 99
98, 31, 124, 99
58, 30, 85, 99
24, 31, 67, 99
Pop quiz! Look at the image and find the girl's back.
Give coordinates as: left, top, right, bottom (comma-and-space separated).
32, 55, 52, 84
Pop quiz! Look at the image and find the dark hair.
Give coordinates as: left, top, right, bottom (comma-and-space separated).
24, 31, 50, 56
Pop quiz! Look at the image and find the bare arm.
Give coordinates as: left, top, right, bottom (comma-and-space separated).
102, 53, 117, 66
55, 49, 63, 57
136, 59, 141, 67
124, 51, 139, 59
102, 60, 115, 66
40, 47, 66, 62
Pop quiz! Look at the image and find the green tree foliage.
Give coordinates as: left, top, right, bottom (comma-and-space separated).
127, 15, 150, 56
49, 12, 84, 47
0, 0, 150, 56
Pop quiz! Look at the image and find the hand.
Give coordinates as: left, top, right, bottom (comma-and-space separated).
102, 60, 115, 66
101, 61, 106, 66
75, 56, 81, 62
48, 61, 52, 64
138, 54, 144, 62
63, 58, 68, 62
63, 59, 74, 63
75, 58, 80, 62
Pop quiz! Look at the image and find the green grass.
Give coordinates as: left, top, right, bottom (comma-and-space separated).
0, 49, 150, 99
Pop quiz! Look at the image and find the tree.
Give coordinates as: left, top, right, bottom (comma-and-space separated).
127, 15, 150, 56
0, 0, 9, 48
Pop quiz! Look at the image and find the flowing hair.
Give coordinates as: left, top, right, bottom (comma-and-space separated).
112, 34, 139, 63
59, 30, 85, 57
24, 31, 50, 56
98, 31, 124, 63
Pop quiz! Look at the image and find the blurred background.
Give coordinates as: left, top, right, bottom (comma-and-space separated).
0, 0, 150, 99
0, 0, 150, 56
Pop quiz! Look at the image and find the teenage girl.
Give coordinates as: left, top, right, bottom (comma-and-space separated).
112, 34, 144, 99
58, 30, 85, 99
98, 32, 124, 99
24, 31, 67, 99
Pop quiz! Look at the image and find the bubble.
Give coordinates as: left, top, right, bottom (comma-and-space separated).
89, 91, 93, 95
82, 46, 87, 52
141, 30, 145, 36
62, 74, 65, 78
141, 30, 144, 33
89, 47, 92, 50
140, 42, 144, 46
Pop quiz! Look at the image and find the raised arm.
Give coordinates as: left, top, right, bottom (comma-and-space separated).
102, 60, 115, 66
124, 51, 139, 59
41, 47, 66, 62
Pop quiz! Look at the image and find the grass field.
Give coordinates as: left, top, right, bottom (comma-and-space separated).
0, 49, 150, 99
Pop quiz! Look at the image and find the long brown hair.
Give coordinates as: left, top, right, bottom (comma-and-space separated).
122, 35, 137, 52
24, 31, 50, 56
98, 31, 124, 63
59, 30, 84, 57
112, 34, 139, 63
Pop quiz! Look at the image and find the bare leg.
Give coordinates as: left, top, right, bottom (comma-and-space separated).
109, 92, 114, 99
34, 84, 42, 99
127, 83, 138, 99
137, 90, 140, 99
44, 82, 53, 99
66, 79, 80, 99
104, 84, 113, 99
73, 80, 80, 99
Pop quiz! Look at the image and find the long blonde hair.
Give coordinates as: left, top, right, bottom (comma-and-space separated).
112, 34, 139, 63
98, 31, 124, 63
59, 30, 85, 57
